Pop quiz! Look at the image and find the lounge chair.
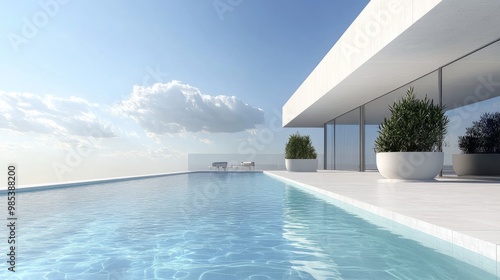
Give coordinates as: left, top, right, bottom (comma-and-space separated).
210, 162, 227, 171
240, 162, 255, 170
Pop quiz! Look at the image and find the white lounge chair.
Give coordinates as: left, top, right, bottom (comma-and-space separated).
210, 162, 227, 171
240, 162, 255, 170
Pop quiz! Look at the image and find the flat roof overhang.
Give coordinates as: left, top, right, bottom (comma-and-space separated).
283, 0, 500, 127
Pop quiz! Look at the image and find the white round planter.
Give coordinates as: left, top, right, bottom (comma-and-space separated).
376, 152, 443, 180
452, 154, 500, 176
285, 159, 317, 172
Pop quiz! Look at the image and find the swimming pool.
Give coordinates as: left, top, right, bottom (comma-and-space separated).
2, 172, 498, 279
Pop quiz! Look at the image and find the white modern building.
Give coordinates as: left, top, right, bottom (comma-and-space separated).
283, 0, 500, 172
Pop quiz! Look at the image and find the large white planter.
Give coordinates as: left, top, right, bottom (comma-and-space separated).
452, 154, 500, 176
285, 159, 317, 172
376, 152, 443, 180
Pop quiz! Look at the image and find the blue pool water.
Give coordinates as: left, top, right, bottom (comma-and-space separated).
2, 172, 498, 279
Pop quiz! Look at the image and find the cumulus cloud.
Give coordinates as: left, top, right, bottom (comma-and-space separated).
0, 91, 116, 138
0, 80, 265, 148
113, 81, 265, 134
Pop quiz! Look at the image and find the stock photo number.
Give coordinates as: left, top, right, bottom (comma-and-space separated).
6, 165, 17, 272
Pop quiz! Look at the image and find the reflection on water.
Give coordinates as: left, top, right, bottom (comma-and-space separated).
281, 185, 498, 280
283, 188, 342, 279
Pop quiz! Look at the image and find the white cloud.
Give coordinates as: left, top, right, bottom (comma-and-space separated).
0, 141, 31, 153
101, 146, 182, 159
199, 138, 214, 145
148, 147, 182, 158
247, 129, 259, 136
0, 91, 116, 138
125, 131, 139, 138
0, 80, 266, 156
113, 81, 265, 134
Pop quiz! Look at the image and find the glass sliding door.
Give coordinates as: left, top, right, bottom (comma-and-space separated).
325, 121, 335, 170
334, 108, 360, 171
442, 40, 500, 174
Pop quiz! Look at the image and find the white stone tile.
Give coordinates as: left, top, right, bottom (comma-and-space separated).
452, 232, 497, 260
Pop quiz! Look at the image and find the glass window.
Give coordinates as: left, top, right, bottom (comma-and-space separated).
325, 121, 335, 169
442, 40, 500, 173
335, 108, 360, 171
364, 71, 439, 170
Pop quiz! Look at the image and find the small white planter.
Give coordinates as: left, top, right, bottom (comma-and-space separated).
452, 154, 500, 176
376, 152, 443, 180
285, 159, 317, 172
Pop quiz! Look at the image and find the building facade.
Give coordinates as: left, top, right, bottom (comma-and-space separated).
283, 0, 500, 172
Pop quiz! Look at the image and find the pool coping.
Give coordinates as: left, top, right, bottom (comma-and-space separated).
264, 171, 500, 272
1, 171, 190, 194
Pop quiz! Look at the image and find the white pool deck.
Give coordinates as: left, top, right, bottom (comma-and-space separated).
265, 170, 500, 267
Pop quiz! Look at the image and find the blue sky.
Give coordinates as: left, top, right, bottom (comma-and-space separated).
0, 0, 369, 184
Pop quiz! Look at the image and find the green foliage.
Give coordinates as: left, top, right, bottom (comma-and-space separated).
285, 132, 317, 159
458, 112, 500, 153
374, 87, 449, 153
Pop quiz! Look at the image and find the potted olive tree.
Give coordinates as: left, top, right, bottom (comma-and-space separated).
285, 132, 317, 172
452, 112, 500, 176
374, 87, 449, 180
